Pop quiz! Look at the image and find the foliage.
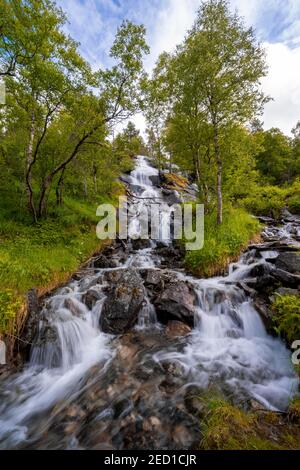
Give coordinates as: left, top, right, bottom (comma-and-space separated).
242, 181, 300, 217
185, 205, 260, 277
271, 294, 300, 344
147, 0, 268, 224
0, 290, 22, 334
254, 128, 298, 185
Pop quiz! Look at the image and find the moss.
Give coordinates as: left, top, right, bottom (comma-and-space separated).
163, 173, 189, 190
199, 395, 300, 450
271, 294, 300, 344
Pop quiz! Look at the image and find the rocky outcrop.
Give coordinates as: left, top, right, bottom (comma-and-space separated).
275, 252, 300, 274
154, 281, 197, 326
82, 289, 102, 310
100, 269, 145, 334
21, 289, 40, 355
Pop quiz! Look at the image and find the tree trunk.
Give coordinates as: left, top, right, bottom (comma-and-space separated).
214, 126, 222, 225
93, 163, 97, 193
56, 167, 66, 206
25, 110, 37, 222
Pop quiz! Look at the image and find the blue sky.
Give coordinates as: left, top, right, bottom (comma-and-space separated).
57, 0, 300, 134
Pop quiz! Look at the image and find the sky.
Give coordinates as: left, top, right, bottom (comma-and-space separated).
57, 0, 300, 136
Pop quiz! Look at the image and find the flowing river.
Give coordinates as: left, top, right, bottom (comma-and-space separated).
0, 156, 298, 450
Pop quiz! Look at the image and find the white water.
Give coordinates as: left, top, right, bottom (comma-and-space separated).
128, 156, 174, 244
0, 155, 298, 449
0, 276, 112, 449
155, 273, 297, 411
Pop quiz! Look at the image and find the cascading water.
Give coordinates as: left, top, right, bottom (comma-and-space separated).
0, 155, 298, 449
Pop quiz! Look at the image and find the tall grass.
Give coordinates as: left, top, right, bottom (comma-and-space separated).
185, 205, 261, 277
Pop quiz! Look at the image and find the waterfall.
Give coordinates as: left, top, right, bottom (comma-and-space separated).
0, 155, 298, 449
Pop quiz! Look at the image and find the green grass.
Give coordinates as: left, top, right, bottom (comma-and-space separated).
198, 393, 300, 450
0, 191, 123, 337
271, 294, 300, 344
185, 205, 261, 277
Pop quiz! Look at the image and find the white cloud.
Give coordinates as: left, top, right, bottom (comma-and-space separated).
262, 42, 300, 134
145, 0, 200, 70
57, 0, 300, 135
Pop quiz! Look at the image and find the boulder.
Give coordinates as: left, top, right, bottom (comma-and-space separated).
82, 289, 102, 310
275, 252, 300, 274
161, 188, 181, 205
271, 269, 300, 288
242, 275, 279, 294
274, 287, 300, 297
165, 320, 192, 338
100, 269, 145, 334
154, 281, 196, 326
21, 289, 40, 351
131, 239, 152, 251
149, 174, 161, 186
93, 254, 117, 269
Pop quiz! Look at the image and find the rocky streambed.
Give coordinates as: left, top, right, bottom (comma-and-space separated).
0, 157, 299, 450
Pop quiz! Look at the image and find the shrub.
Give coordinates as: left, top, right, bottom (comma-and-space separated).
0, 290, 22, 334
271, 294, 300, 344
242, 181, 300, 217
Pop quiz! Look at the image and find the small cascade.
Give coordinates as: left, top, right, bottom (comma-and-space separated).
137, 296, 157, 330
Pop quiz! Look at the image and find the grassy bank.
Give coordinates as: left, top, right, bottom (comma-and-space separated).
198, 393, 300, 450
185, 205, 261, 277
0, 186, 124, 350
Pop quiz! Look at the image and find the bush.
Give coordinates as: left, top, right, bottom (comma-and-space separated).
271, 294, 300, 344
0, 290, 22, 334
242, 181, 300, 217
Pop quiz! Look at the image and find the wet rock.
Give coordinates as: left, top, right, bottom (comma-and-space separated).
103, 270, 123, 284
274, 287, 300, 297
237, 281, 257, 297
184, 386, 206, 417
120, 174, 132, 185
117, 344, 139, 362
154, 281, 196, 326
245, 275, 279, 293
131, 239, 151, 250
161, 188, 181, 205
249, 263, 272, 278
281, 208, 300, 223
30, 321, 62, 368
165, 320, 192, 338
253, 298, 273, 331
142, 269, 163, 287
82, 289, 102, 310
275, 252, 300, 274
21, 289, 40, 351
155, 244, 185, 269
100, 269, 145, 334
94, 254, 117, 269
271, 269, 300, 288
64, 298, 86, 316
148, 174, 161, 186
